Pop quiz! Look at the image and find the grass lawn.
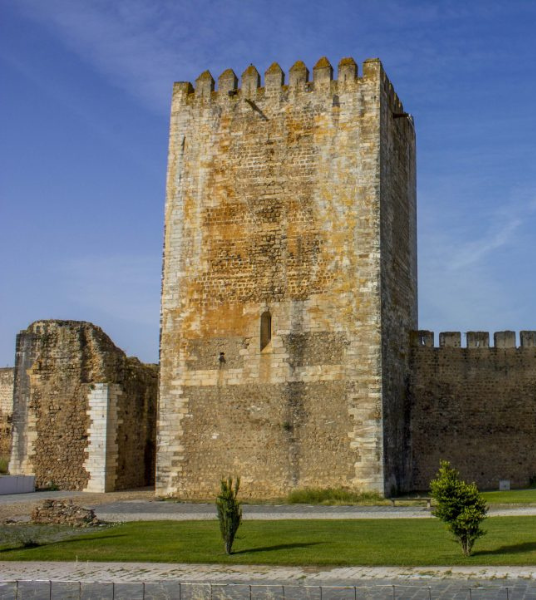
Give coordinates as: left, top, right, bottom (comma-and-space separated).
1, 517, 536, 566
482, 489, 536, 504
390, 489, 536, 507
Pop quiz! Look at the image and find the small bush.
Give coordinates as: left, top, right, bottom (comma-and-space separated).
0, 523, 96, 551
1, 525, 51, 550
0, 454, 9, 474
216, 477, 242, 555
430, 460, 488, 557
286, 487, 386, 505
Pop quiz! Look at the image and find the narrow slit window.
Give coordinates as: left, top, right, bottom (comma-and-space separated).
260, 312, 272, 351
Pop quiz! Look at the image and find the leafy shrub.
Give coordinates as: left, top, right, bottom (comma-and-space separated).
430, 460, 488, 556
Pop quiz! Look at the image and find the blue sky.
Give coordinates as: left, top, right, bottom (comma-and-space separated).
1, 0, 536, 366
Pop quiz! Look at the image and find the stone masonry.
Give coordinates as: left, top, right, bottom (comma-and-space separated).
9, 320, 157, 491
6, 57, 535, 497
158, 56, 417, 498
0, 367, 14, 458
410, 330, 536, 490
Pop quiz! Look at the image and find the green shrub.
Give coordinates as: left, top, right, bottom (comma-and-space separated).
0, 454, 9, 474
216, 477, 242, 555
286, 487, 385, 505
430, 460, 488, 556
1, 525, 51, 549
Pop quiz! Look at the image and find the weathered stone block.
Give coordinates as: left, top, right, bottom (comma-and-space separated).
494, 331, 516, 348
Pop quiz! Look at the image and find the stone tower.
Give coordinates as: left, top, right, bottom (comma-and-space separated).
158, 57, 417, 498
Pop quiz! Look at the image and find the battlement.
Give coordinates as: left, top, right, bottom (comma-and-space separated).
411, 330, 536, 349
171, 57, 405, 115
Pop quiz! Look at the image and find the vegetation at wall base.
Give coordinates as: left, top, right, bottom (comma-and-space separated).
286, 487, 388, 505
216, 477, 242, 555
159, 488, 536, 506
430, 461, 488, 557
0, 454, 9, 474
2, 518, 536, 565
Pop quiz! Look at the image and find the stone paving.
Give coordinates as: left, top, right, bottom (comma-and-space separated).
0, 491, 83, 506
1, 562, 536, 599
2, 560, 536, 582
92, 501, 536, 522
95, 502, 432, 521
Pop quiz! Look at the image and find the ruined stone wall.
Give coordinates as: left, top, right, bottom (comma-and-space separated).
114, 358, 158, 490
9, 321, 157, 491
379, 70, 418, 494
158, 56, 416, 498
0, 368, 14, 458
410, 330, 536, 490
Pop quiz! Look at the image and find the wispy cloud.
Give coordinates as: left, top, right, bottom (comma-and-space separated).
12, 0, 532, 115
448, 198, 536, 270
419, 190, 536, 332
12, 0, 186, 113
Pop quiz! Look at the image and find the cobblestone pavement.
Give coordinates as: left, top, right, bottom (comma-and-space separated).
2, 560, 536, 582
2, 562, 536, 599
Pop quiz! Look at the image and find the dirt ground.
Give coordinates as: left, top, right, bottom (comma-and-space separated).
0, 488, 155, 522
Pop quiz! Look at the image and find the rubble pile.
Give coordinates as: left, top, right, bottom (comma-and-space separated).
31, 499, 100, 527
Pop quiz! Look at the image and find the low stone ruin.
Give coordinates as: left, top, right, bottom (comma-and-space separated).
31, 499, 100, 527
9, 320, 158, 492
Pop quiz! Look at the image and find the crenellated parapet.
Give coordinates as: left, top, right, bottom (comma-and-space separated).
170, 57, 406, 115
411, 330, 536, 349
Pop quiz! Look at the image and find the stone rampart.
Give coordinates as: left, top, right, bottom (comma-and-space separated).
0, 368, 14, 458
9, 321, 157, 491
410, 330, 536, 490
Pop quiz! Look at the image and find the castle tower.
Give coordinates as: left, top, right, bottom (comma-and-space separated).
158, 57, 417, 498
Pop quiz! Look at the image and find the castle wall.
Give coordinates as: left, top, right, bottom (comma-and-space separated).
410, 331, 536, 490
9, 321, 157, 491
0, 368, 14, 458
158, 57, 416, 498
379, 71, 418, 495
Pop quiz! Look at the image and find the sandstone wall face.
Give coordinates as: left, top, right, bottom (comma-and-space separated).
379, 77, 418, 494
158, 57, 416, 498
9, 321, 157, 491
410, 331, 536, 490
0, 368, 14, 457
